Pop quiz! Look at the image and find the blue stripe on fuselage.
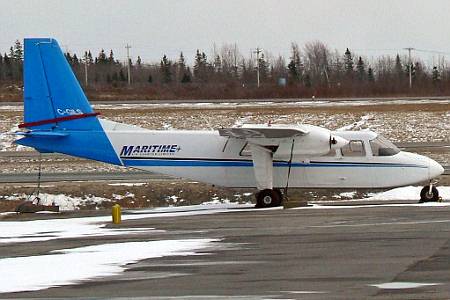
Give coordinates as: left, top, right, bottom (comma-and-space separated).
121, 158, 427, 169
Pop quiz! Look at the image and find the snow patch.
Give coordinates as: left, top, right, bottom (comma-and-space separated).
0, 239, 216, 293
298, 202, 450, 210
112, 192, 135, 201
365, 186, 450, 201
0, 215, 154, 244
2, 193, 112, 211
108, 182, 147, 187
339, 191, 357, 198
0, 203, 253, 244
371, 282, 442, 289
0, 124, 20, 151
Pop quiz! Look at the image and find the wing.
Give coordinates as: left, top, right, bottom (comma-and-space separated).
218, 125, 308, 139
218, 124, 348, 156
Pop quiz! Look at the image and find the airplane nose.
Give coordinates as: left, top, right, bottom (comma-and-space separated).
428, 159, 444, 180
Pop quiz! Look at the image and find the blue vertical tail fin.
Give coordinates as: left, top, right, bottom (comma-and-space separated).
16, 38, 121, 165
22, 38, 97, 131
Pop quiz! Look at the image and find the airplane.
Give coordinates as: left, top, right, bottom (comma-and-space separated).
15, 38, 445, 208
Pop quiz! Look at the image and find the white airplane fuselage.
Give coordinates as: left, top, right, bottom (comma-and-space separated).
101, 120, 443, 189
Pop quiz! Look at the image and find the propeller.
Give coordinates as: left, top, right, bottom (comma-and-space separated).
329, 135, 349, 149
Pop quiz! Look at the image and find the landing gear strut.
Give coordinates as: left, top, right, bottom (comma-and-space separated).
420, 182, 440, 203
255, 189, 283, 208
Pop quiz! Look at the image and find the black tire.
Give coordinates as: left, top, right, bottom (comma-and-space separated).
256, 189, 281, 208
420, 186, 439, 202
273, 188, 284, 206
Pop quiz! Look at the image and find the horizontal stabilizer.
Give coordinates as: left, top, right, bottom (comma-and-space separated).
16, 131, 69, 138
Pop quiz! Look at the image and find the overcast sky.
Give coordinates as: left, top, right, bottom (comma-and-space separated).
1, 0, 450, 65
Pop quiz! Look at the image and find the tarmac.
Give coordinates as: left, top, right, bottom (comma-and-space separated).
2, 203, 450, 299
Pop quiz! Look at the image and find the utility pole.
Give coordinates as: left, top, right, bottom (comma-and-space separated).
125, 44, 132, 86
253, 47, 262, 88
404, 47, 415, 89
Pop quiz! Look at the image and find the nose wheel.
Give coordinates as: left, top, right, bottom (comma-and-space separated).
420, 185, 440, 203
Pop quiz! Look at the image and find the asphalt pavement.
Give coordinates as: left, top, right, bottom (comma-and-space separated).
2, 204, 450, 299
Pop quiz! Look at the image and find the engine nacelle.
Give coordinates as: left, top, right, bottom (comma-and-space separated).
275, 125, 348, 156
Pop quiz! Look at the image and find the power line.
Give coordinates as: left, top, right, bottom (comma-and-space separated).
414, 48, 450, 56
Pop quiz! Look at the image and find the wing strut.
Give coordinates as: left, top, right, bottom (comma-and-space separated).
284, 139, 296, 197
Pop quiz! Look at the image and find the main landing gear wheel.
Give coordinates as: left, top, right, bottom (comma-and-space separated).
420, 185, 439, 203
256, 189, 282, 208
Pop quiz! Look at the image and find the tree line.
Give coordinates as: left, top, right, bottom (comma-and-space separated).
1, 40, 449, 100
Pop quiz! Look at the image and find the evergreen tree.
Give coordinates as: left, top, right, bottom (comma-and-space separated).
13, 40, 23, 61
404, 61, 416, 80
181, 72, 191, 83
72, 54, 79, 66
87, 51, 93, 64
3, 53, 12, 79
194, 50, 202, 76
367, 67, 375, 82
160, 54, 172, 83
83, 51, 89, 64
193, 50, 208, 81
108, 50, 115, 64
287, 60, 297, 82
9, 42, 24, 80
344, 48, 353, 75
201, 52, 207, 65
178, 52, 186, 68
356, 56, 365, 81
97, 49, 107, 64
147, 73, 153, 83
65, 52, 73, 65
119, 69, 126, 81
258, 53, 269, 81
287, 43, 302, 82
177, 52, 186, 82
9, 47, 14, 60
136, 56, 142, 67
412, 62, 421, 80
394, 54, 403, 78
432, 66, 440, 83
7, 47, 15, 80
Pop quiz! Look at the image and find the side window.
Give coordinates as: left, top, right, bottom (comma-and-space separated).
370, 136, 400, 156
341, 140, 366, 157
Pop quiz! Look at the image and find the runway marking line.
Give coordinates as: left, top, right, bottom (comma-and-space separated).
310, 219, 450, 228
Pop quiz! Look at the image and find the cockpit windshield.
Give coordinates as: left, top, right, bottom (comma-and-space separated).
369, 135, 400, 156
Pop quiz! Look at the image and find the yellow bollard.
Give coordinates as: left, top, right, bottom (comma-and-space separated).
112, 204, 121, 224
